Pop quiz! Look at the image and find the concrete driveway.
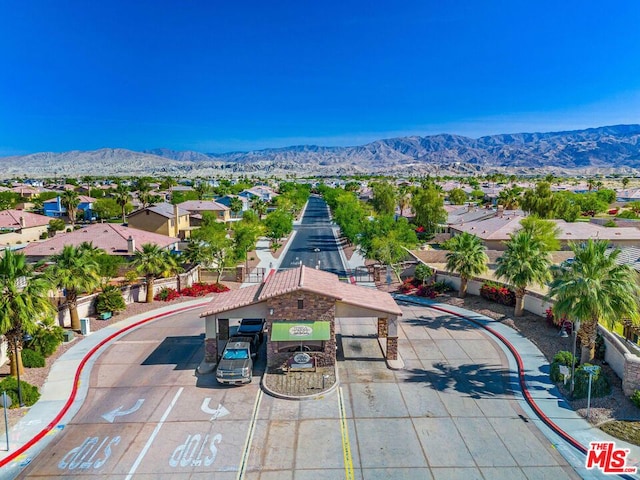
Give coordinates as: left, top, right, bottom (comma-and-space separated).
17, 303, 579, 479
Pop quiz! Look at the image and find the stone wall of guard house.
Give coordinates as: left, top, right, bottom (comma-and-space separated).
265, 291, 336, 368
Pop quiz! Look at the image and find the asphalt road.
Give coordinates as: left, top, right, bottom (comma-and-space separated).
279, 195, 347, 277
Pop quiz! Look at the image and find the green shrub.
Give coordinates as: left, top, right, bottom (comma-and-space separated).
124, 270, 139, 284
95, 285, 126, 314
431, 280, 452, 293
28, 318, 64, 357
21, 348, 45, 368
0, 376, 40, 408
572, 364, 611, 399
414, 263, 434, 284
550, 350, 577, 383
631, 390, 640, 409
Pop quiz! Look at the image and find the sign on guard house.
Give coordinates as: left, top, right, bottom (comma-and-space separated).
270, 321, 331, 341
290, 325, 313, 337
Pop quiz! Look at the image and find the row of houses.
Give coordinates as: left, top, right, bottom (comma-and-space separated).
443, 204, 640, 251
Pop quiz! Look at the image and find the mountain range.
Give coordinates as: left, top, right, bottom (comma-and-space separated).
2, 124, 640, 178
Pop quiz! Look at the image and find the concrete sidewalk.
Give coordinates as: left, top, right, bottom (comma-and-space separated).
0, 298, 209, 479
395, 293, 640, 480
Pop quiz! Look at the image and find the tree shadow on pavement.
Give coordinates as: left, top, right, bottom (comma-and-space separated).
404, 361, 516, 399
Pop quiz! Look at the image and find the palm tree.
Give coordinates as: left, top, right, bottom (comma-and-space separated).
252, 199, 268, 219
397, 188, 411, 217
113, 184, 132, 224
131, 243, 172, 303
548, 240, 640, 363
0, 249, 55, 377
229, 197, 244, 218
164, 251, 184, 292
497, 187, 521, 210
445, 232, 488, 298
47, 245, 101, 331
495, 231, 552, 316
194, 181, 211, 200
61, 190, 80, 225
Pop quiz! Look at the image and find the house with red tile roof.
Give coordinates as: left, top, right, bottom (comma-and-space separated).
20, 223, 178, 260
0, 209, 51, 247
200, 266, 402, 372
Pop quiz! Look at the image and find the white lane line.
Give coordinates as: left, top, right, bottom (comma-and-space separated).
236, 389, 263, 480
125, 387, 183, 480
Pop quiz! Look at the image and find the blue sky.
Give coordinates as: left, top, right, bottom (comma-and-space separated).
1, 1, 640, 155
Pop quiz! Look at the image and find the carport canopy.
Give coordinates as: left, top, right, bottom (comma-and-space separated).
271, 321, 331, 342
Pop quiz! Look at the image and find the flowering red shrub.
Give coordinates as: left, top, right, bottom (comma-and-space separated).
480, 283, 516, 306
181, 282, 230, 297
155, 282, 229, 301
399, 278, 417, 293
545, 307, 569, 328
416, 285, 437, 299
155, 287, 180, 302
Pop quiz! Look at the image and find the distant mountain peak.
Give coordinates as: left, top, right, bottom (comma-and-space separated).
2, 124, 640, 177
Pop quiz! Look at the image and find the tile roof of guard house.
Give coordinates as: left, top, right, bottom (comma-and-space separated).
20, 223, 178, 258
201, 266, 403, 317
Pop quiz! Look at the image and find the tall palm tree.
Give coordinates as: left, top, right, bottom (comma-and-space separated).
61, 190, 80, 225
252, 199, 268, 219
445, 232, 488, 298
0, 249, 55, 377
131, 243, 172, 303
495, 231, 552, 316
229, 197, 244, 218
549, 240, 640, 363
47, 245, 101, 331
397, 188, 411, 217
112, 184, 132, 224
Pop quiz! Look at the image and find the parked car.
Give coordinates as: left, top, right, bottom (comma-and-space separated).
237, 318, 265, 344
216, 339, 253, 385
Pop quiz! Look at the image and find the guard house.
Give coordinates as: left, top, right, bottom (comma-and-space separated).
200, 266, 402, 371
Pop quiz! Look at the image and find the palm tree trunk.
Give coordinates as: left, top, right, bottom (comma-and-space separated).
459, 277, 468, 298
579, 319, 598, 363
9, 341, 24, 378
146, 276, 155, 303
121, 207, 126, 224
68, 294, 81, 331
514, 288, 526, 317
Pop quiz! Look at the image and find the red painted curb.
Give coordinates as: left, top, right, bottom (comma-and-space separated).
0, 302, 209, 468
421, 302, 588, 455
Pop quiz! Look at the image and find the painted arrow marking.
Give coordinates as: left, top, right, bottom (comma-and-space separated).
102, 399, 145, 423
200, 398, 230, 421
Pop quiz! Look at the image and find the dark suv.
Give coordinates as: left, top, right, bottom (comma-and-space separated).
237, 318, 266, 344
